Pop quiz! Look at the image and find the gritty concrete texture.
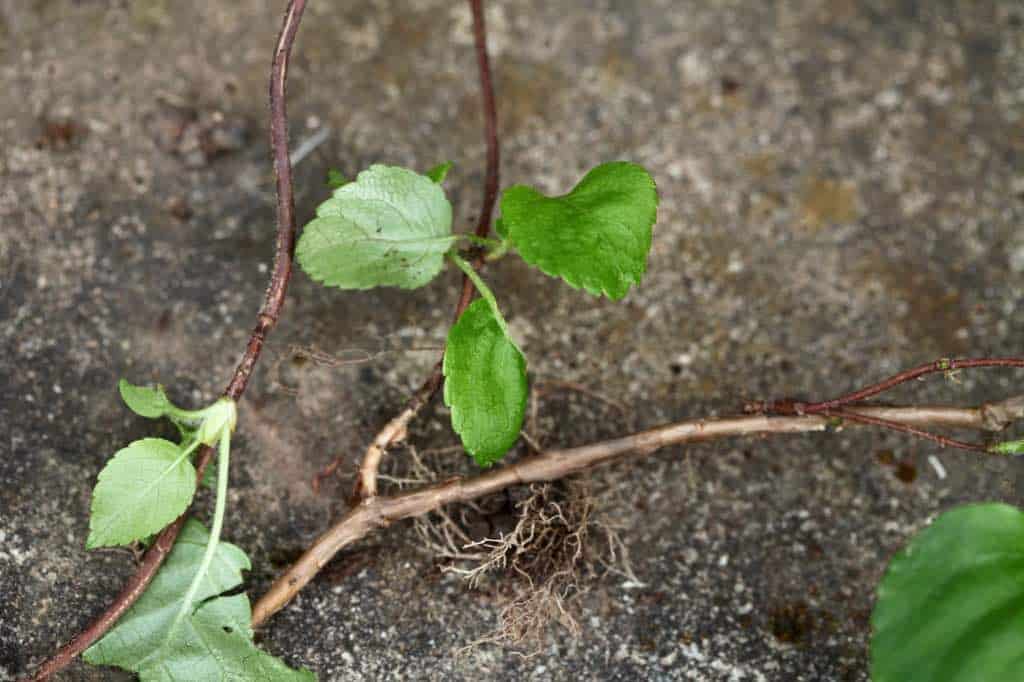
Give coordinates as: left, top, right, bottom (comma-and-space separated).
3, 0, 1024, 680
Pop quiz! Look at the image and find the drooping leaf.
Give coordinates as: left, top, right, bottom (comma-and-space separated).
326, 168, 348, 189
87, 438, 197, 548
85, 520, 314, 681
443, 298, 527, 466
119, 379, 173, 419
871, 503, 1024, 682
499, 161, 658, 300
296, 164, 455, 290
425, 161, 453, 184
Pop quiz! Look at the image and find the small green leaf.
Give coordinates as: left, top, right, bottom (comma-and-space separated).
871, 503, 1024, 682
85, 520, 314, 681
499, 161, 658, 300
990, 439, 1024, 455
296, 164, 456, 290
326, 168, 348, 189
88, 439, 197, 548
119, 379, 173, 419
425, 161, 453, 184
443, 298, 527, 466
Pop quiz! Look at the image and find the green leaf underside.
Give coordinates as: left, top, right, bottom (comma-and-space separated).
499, 161, 658, 300
88, 438, 196, 548
85, 520, 314, 681
443, 299, 527, 466
296, 164, 455, 290
425, 161, 453, 184
119, 379, 173, 419
870, 503, 1024, 682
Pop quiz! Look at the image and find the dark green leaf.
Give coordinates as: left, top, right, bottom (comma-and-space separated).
499, 161, 658, 300
425, 161, 453, 184
443, 299, 527, 466
871, 503, 1024, 682
296, 164, 456, 290
326, 168, 348, 189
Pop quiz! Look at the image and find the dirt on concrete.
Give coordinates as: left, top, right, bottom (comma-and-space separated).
2, 1, 1024, 680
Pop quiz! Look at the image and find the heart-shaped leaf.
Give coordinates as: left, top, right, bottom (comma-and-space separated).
296, 164, 456, 290
871, 503, 1024, 682
499, 161, 658, 300
443, 298, 527, 466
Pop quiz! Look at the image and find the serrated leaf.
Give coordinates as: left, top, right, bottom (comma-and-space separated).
871, 503, 1024, 682
425, 161, 453, 184
499, 161, 658, 300
296, 164, 456, 290
85, 520, 314, 681
119, 379, 173, 419
443, 298, 527, 466
88, 438, 197, 548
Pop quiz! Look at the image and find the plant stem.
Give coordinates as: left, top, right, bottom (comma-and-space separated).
252, 396, 1024, 625
452, 0, 500, 321
447, 251, 508, 333
350, 0, 500, 501
801, 358, 1024, 414
28, 2, 308, 678
822, 408, 992, 454
167, 431, 231, 639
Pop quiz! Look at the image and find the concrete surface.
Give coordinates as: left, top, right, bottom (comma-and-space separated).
2, 0, 1024, 679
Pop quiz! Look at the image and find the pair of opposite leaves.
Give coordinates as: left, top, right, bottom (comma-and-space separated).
296, 162, 658, 465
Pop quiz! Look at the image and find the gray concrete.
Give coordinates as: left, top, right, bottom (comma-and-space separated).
2, 0, 1023, 679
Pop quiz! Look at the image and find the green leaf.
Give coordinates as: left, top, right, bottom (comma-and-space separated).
326, 168, 348, 189
425, 161, 453, 184
443, 298, 527, 466
85, 520, 314, 681
871, 503, 1024, 682
296, 164, 456, 290
499, 161, 658, 300
119, 379, 173, 419
87, 438, 197, 548
990, 439, 1024, 455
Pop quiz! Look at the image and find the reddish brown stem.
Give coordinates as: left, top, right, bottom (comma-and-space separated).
823, 407, 992, 454
27, 2, 308, 679
453, 0, 500, 321
802, 358, 1024, 414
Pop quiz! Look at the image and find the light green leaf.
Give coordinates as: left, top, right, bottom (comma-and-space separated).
119, 379, 173, 419
990, 439, 1024, 455
85, 520, 314, 681
499, 161, 658, 300
443, 298, 527, 466
87, 438, 197, 548
871, 503, 1024, 682
425, 161, 453, 184
296, 164, 455, 290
